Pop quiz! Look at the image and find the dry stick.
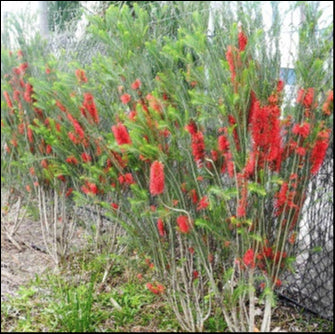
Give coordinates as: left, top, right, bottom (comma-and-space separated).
38, 187, 53, 262
53, 188, 59, 264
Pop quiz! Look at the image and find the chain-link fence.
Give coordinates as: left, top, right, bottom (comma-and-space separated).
280, 144, 333, 320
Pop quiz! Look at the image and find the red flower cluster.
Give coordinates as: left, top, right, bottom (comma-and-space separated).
197, 196, 209, 211
310, 130, 330, 174
146, 282, 165, 295
81, 181, 99, 195
118, 173, 135, 185
120, 93, 131, 104
322, 90, 333, 116
238, 31, 248, 52
81, 152, 92, 163
243, 248, 255, 268
112, 122, 132, 145
297, 88, 314, 108
149, 161, 165, 196
75, 69, 88, 83
157, 218, 166, 237
131, 79, 142, 90
249, 97, 282, 171
177, 215, 191, 234
67, 113, 85, 140
292, 122, 310, 138
3, 91, 13, 109
187, 129, 205, 167
81, 93, 99, 124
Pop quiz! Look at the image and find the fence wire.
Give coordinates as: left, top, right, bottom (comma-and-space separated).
279, 144, 333, 320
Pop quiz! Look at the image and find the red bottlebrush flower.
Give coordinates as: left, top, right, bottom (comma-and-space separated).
218, 134, 229, 152
131, 79, 142, 90
192, 270, 199, 279
82, 93, 99, 124
118, 173, 135, 185
19, 62, 28, 73
188, 247, 195, 255
274, 279, 282, 287
128, 110, 137, 121
185, 120, 198, 135
27, 127, 34, 143
68, 132, 79, 144
297, 88, 314, 108
67, 113, 85, 139
310, 135, 329, 174
24, 83, 33, 103
17, 50, 23, 58
146, 94, 163, 113
157, 218, 166, 237
177, 215, 191, 234
277, 80, 284, 92
322, 90, 333, 116
190, 189, 198, 204
57, 175, 66, 182
243, 248, 255, 268
26, 185, 31, 192
46, 144, 52, 154
13, 90, 20, 102
276, 182, 288, 209
112, 122, 132, 145
146, 283, 165, 295
292, 122, 310, 138
56, 100, 67, 112
45, 66, 51, 74
120, 93, 131, 104
226, 45, 236, 82
81, 181, 99, 195
66, 156, 78, 165
149, 161, 165, 195
81, 152, 92, 163
228, 115, 240, 151
41, 159, 48, 169
274, 251, 287, 264
18, 123, 25, 134
3, 91, 13, 108
238, 31, 248, 51
75, 69, 88, 83
111, 203, 119, 210
197, 196, 209, 211
191, 132, 205, 166
295, 146, 306, 156
65, 188, 73, 197
250, 100, 282, 169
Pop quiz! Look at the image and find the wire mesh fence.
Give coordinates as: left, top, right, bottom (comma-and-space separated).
279, 144, 333, 320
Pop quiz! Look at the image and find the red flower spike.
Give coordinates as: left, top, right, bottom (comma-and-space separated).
112, 122, 132, 145
297, 88, 314, 108
131, 79, 141, 90
149, 161, 165, 196
238, 31, 248, 51
120, 93, 131, 104
75, 69, 88, 83
197, 196, 209, 211
157, 218, 166, 237
177, 215, 191, 234
243, 248, 255, 268
81, 152, 92, 163
292, 122, 311, 138
310, 135, 329, 175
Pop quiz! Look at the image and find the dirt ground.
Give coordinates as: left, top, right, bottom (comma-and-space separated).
1, 215, 54, 302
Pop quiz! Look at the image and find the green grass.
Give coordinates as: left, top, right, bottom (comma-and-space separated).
1, 248, 333, 332
1, 249, 180, 332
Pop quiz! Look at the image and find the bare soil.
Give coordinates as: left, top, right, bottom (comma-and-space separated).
1, 216, 53, 302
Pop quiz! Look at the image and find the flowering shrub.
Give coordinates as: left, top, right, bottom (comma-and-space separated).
1, 2, 333, 332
